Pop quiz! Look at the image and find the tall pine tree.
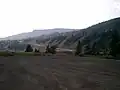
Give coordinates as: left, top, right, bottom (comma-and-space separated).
25, 44, 33, 52
75, 41, 82, 55
110, 30, 120, 57
92, 42, 97, 55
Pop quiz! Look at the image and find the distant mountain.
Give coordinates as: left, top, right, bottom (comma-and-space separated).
1, 28, 76, 40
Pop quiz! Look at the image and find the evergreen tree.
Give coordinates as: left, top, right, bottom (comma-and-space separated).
75, 41, 82, 55
25, 44, 33, 52
34, 48, 39, 52
85, 44, 91, 51
50, 45, 57, 54
110, 30, 120, 57
45, 45, 50, 53
84, 44, 91, 54
92, 42, 97, 55
45, 45, 57, 54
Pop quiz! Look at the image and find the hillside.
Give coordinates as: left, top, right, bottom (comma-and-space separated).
35, 17, 120, 50
1, 28, 76, 40
0, 17, 120, 52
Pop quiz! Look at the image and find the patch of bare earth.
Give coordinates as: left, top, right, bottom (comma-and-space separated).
0, 56, 120, 90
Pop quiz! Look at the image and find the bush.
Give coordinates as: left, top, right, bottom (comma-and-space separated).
25, 44, 33, 52
45, 45, 57, 54
34, 48, 40, 52
45, 45, 50, 53
50, 46, 57, 54
75, 41, 82, 56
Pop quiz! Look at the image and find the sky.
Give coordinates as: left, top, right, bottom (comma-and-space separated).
0, 0, 120, 38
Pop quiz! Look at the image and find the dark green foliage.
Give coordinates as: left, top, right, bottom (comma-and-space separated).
25, 44, 33, 52
117, 42, 120, 54
110, 30, 120, 57
34, 48, 39, 52
64, 35, 82, 46
49, 46, 57, 54
84, 44, 92, 54
45, 45, 57, 54
91, 42, 100, 55
91, 42, 97, 55
85, 43, 91, 50
45, 45, 50, 53
35, 48, 38, 52
75, 41, 82, 55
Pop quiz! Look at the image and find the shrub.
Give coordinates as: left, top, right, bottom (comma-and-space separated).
50, 45, 57, 54
45, 45, 57, 54
45, 45, 50, 53
75, 41, 82, 55
34, 48, 40, 52
25, 44, 33, 52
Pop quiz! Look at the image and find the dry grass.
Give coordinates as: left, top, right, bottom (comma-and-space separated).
0, 55, 120, 90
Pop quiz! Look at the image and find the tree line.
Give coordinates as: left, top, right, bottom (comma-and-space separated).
25, 44, 57, 54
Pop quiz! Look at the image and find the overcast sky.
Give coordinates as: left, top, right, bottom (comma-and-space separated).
0, 0, 120, 37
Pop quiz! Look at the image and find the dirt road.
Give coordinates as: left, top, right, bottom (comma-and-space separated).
0, 55, 120, 90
